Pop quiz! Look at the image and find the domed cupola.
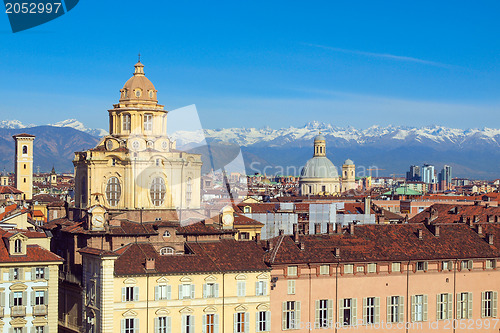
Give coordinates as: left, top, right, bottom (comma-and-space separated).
119, 60, 158, 103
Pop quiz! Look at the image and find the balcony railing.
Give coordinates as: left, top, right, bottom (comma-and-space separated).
34, 304, 48, 316
11, 306, 26, 317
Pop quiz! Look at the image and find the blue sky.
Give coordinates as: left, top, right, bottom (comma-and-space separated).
1, 1, 499, 130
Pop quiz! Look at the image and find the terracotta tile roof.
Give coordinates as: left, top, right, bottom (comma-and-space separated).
176, 221, 235, 235
79, 247, 117, 257
0, 204, 18, 220
0, 228, 62, 263
265, 223, 500, 265
12, 133, 35, 138
32, 194, 60, 203
113, 239, 269, 276
0, 186, 22, 194
409, 204, 500, 224
0, 229, 47, 239
233, 213, 263, 226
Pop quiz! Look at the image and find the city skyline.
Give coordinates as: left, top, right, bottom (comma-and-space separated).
1, 1, 499, 130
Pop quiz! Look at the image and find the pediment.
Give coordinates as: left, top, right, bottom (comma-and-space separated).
256, 272, 269, 280
9, 317, 27, 325
256, 303, 270, 311
122, 309, 138, 317
123, 278, 137, 285
204, 275, 217, 282
155, 308, 170, 316
10, 283, 27, 291
234, 304, 248, 312
156, 276, 169, 284
235, 273, 247, 280
179, 276, 192, 283
203, 306, 218, 313
179, 307, 193, 314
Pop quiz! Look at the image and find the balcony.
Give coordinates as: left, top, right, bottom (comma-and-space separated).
34, 304, 48, 316
11, 306, 26, 317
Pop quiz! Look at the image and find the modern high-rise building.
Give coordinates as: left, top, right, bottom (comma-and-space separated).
421, 164, 436, 184
406, 165, 421, 181
438, 165, 452, 191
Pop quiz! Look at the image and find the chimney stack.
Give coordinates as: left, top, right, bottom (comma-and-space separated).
417, 228, 423, 240
476, 225, 483, 235
300, 242, 305, 250
293, 224, 299, 243
315, 223, 321, 235
145, 258, 155, 270
278, 229, 284, 236
304, 223, 309, 235
334, 247, 340, 258
487, 233, 494, 245
349, 223, 355, 235
336, 223, 342, 234
364, 196, 371, 214
327, 223, 334, 235
434, 225, 440, 237
267, 240, 274, 251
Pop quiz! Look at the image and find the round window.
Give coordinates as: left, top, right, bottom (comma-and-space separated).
161, 141, 168, 150
149, 91, 154, 98
106, 140, 113, 150
135, 90, 141, 97
132, 141, 140, 150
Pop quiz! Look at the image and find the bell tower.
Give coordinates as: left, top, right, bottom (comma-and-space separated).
13, 134, 35, 200
313, 132, 326, 157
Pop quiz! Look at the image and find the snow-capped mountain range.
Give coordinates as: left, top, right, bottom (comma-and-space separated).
0, 119, 108, 138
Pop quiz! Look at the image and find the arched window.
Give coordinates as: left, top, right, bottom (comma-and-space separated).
105, 177, 121, 207
14, 239, 22, 253
150, 177, 166, 206
122, 114, 131, 131
159, 247, 175, 255
163, 230, 171, 237
22, 145, 28, 155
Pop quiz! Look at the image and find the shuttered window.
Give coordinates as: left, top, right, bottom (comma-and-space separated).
202, 314, 219, 333
234, 312, 249, 333
315, 299, 333, 328
255, 281, 267, 296
256, 311, 270, 332
482, 291, 498, 318
339, 298, 357, 326
437, 293, 453, 320
411, 294, 428, 322
363, 297, 380, 324
457, 292, 473, 319
155, 316, 171, 333
282, 301, 300, 330
387, 296, 404, 323
237, 281, 246, 297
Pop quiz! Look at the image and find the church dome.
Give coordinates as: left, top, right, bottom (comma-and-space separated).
314, 134, 326, 142
344, 158, 354, 165
301, 156, 339, 178
120, 61, 157, 102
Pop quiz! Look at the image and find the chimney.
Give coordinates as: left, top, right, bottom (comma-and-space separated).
487, 215, 494, 223
293, 224, 299, 243
433, 225, 440, 237
267, 240, 274, 251
487, 234, 494, 245
315, 223, 321, 235
254, 233, 261, 242
304, 223, 310, 235
417, 228, 423, 240
145, 258, 155, 270
336, 223, 342, 234
467, 218, 473, 228
474, 215, 479, 223
327, 223, 334, 235
300, 242, 305, 250
278, 229, 284, 236
334, 247, 340, 258
476, 224, 483, 235
349, 223, 355, 235
364, 196, 371, 214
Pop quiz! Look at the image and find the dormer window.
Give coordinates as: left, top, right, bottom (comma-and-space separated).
243, 206, 251, 213
123, 89, 128, 98
14, 239, 22, 253
159, 247, 174, 255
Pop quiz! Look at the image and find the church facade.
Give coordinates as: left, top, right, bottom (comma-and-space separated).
73, 61, 202, 220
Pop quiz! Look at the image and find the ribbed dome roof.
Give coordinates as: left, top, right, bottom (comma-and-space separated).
314, 134, 326, 142
120, 61, 157, 102
301, 156, 339, 178
344, 159, 354, 165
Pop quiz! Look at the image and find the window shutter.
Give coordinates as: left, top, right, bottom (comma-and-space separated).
215, 283, 219, 298
411, 295, 415, 322
468, 260, 473, 270
265, 311, 270, 331
22, 291, 26, 306
203, 284, 207, 298
375, 297, 380, 324
9, 292, 13, 307
296, 302, 301, 328
121, 287, 126, 302
0, 291, 4, 307
179, 285, 183, 299
45, 326, 49, 333
234, 313, 237, 333
167, 316, 172, 333
423, 295, 428, 321
31, 291, 35, 306
134, 287, 139, 301
202, 314, 207, 333
493, 292, 498, 318
19, 268, 24, 280
45, 267, 49, 280
327, 299, 333, 325
191, 285, 195, 299
256, 312, 260, 332
154, 317, 159, 333
339, 299, 344, 325
435, 294, 440, 319
182, 315, 186, 333
362, 298, 367, 325
121, 319, 125, 333
315, 300, 320, 326
447, 294, 452, 320
191, 315, 195, 333
244, 312, 250, 333
398, 296, 404, 323
255, 282, 259, 296
9, 268, 13, 281
424, 262, 428, 271
352, 298, 357, 325
386, 297, 391, 323
467, 292, 473, 319
214, 314, 219, 333
263, 282, 267, 296
31, 268, 36, 280
134, 319, 139, 333
482, 292, 486, 318
167, 285, 171, 300
456, 294, 461, 319
282, 302, 287, 330
155, 286, 159, 301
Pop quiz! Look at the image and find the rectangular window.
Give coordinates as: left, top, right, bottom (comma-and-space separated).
34, 267, 45, 279
14, 328, 23, 333
13, 291, 23, 306
179, 284, 195, 299
255, 281, 266, 296
486, 259, 496, 269
416, 261, 427, 271
364, 297, 380, 324
122, 286, 138, 302
387, 296, 404, 323
155, 285, 171, 300
237, 281, 246, 297
319, 265, 329, 275
287, 266, 298, 277
35, 327, 45, 333
287, 280, 295, 295
204, 283, 218, 298
457, 292, 472, 319
460, 260, 472, 270
182, 315, 194, 333
122, 318, 138, 333
344, 264, 353, 274
339, 298, 356, 326
144, 114, 153, 131
155, 316, 171, 333
282, 301, 300, 330
256, 311, 270, 332
367, 263, 377, 273
35, 290, 46, 305
482, 291, 498, 318
411, 294, 427, 322
437, 293, 452, 320
12, 268, 20, 280
122, 114, 131, 131
392, 262, 401, 272
235, 312, 248, 333
204, 314, 217, 333
316, 299, 332, 328
442, 261, 453, 271
356, 266, 364, 273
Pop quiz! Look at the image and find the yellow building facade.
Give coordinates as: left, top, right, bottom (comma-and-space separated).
73, 61, 202, 213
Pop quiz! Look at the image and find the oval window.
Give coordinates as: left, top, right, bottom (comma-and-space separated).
150, 177, 166, 206
105, 177, 121, 206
